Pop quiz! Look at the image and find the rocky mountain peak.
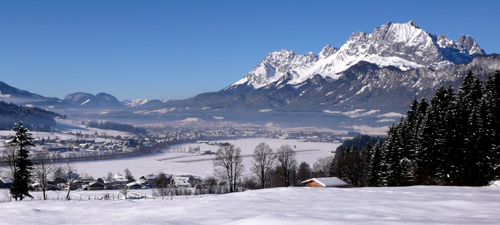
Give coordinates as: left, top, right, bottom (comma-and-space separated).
456, 34, 485, 55
319, 44, 338, 59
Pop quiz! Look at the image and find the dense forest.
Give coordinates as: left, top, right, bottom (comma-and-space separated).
88, 121, 147, 134
331, 71, 500, 187
0, 101, 63, 131
337, 135, 384, 152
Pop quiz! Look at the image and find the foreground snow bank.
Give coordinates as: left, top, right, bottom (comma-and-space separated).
1, 186, 500, 224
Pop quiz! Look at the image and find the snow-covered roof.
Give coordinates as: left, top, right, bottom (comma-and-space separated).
1, 178, 13, 184
113, 174, 128, 182
301, 177, 349, 187
89, 181, 104, 186
172, 177, 191, 187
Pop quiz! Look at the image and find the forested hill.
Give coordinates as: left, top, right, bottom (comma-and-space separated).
0, 101, 63, 131
88, 121, 147, 134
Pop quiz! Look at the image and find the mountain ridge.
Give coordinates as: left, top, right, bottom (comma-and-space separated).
163, 21, 497, 113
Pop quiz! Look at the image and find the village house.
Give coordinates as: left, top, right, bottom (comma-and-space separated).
126, 181, 148, 189
87, 181, 105, 190
301, 177, 350, 188
171, 176, 191, 188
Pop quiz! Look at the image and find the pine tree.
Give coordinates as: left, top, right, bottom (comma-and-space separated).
7, 120, 34, 200
465, 98, 494, 185
367, 140, 383, 187
362, 141, 373, 186
388, 123, 407, 186
416, 86, 453, 185
484, 70, 500, 178
382, 124, 399, 186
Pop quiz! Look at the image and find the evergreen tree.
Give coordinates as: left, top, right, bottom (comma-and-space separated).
362, 141, 373, 186
384, 124, 405, 186
484, 71, 500, 178
415, 98, 429, 137
378, 70, 500, 186
347, 146, 365, 187
417, 86, 453, 185
367, 140, 383, 187
6, 120, 34, 200
380, 125, 395, 186
465, 98, 494, 185
331, 146, 349, 181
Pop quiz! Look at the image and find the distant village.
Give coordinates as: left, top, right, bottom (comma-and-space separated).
0, 119, 348, 195
1, 119, 345, 159
0, 169, 203, 195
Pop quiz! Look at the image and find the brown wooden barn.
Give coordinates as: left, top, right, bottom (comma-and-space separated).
301, 177, 350, 188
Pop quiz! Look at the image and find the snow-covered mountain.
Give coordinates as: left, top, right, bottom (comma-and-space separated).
63, 92, 124, 109
228, 21, 484, 90
122, 98, 175, 108
165, 21, 498, 113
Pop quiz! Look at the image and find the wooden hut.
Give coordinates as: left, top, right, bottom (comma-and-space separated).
301, 177, 350, 188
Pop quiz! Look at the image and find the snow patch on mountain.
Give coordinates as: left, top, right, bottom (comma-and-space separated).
80, 99, 90, 105
124, 99, 150, 107
0, 91, 11, 98
162, 98, 174, 103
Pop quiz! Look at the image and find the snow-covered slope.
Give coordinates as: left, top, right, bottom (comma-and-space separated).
1, 186, 499, 224
229, 21, 484, 90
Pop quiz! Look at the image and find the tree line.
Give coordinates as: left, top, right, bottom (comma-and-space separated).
88, 121, 147, 134
331, 70, 500, 187
0, 101, 63, 131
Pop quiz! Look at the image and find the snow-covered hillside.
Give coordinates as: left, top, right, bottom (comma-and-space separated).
1, 186, 499, 224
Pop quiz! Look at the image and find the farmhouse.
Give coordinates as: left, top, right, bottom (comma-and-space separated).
301, 177, 350, 188
88, 181, 105, 190
0, 178, 12, 189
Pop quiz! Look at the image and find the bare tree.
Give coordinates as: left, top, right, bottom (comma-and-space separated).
276, 144, 297, 187
124, 168, 135, 182
250, 142, 274, 189
63, 163, 79, 200
32, 153, 54, 200
155, 172, 169, 196
213, 144, 244, 192
313, 156, 334, 177
202, 176, 218, 194
106, 172, 114, 182
241, 176, 259, 191
120, 185, 129, 199
2, 145, 17, 181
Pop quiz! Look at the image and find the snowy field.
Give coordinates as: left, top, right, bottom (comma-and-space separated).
0, 186, 499, 224
70, 138, 340, 179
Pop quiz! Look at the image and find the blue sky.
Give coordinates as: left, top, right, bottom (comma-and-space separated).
1, 0, 499, 101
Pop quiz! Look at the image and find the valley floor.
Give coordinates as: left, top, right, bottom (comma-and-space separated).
1, 186, 499, 224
